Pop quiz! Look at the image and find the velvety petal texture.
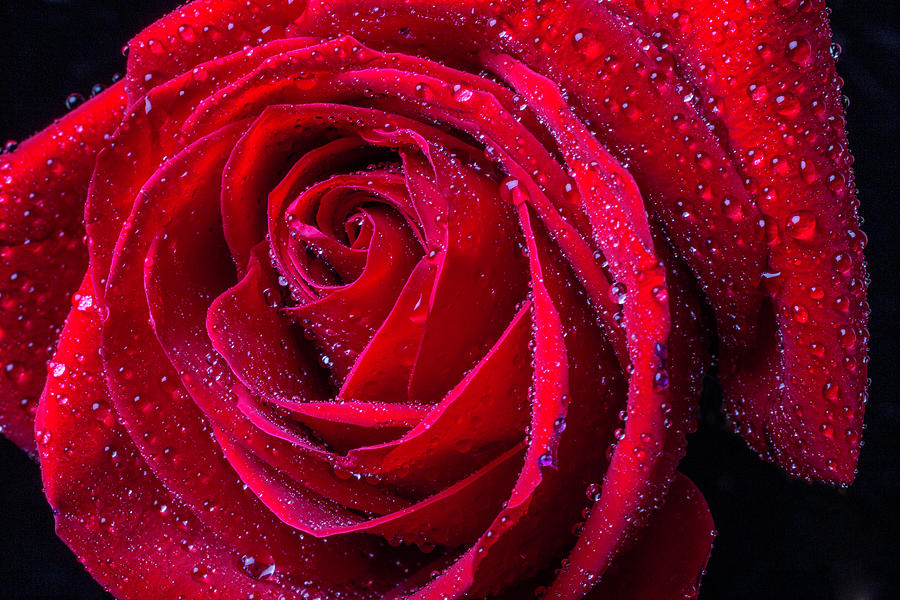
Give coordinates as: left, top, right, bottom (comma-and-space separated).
0, 1, 867, 599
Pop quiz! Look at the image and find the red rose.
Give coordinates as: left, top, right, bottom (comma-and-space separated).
0, 1, 868, 599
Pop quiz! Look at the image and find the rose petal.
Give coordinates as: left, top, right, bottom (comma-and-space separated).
101, 123, 328, 563
0, 83, 126, 453
124, 0, 308, 101
285, 204, 423, 382
481, 57, 679, 599
86, 38, 311, 305
343, 302, 532, 494
586, 473, 715, 600
35, 278, 288, 599
338, 260, 435, 405
145, 222, 410, 517
220, 429, 524, 547
207, 248, 329, 405
405, 144, 528, 404
600, 0, 868, 483
412, 203, 623, 599
37, 277, 407, 599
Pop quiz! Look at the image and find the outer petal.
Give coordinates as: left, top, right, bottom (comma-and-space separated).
35, 278, 297, 600
124, 0, 305, 101
86, 38, 311, 307
587, 473, 715, 600
603, 0, 868, 485
0, 83, 126, 453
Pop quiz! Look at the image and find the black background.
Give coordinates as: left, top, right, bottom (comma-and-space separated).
1, 1, 898, 598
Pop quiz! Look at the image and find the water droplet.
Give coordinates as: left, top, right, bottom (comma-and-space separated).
838, 327, 857, 349
240, 555, 276, 580
773, 93, 801, 118
262, 288, 281, 308
453, 85, 474, 103
722, 196, 743, 221
65, 93, 85, 110
786, 37, 812, 66
654, 342, 668, 361
833, 253, 853, 275
652, 285, 668, 303
830, 43, 842, 61
791, 304, 809, 324
609, 282, 627, 305
832, 295, 851, 313
178, 24, 198, 43
826, 171, 847, 195
785, 210, 817, 240
747, 83, 768, 103
191, 564, 211, 583
147, 38, 167, 55
414, 82, 434, 101
653, 368, 670, 391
